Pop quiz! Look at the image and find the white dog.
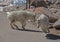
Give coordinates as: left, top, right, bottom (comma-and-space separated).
36, 14, 50, 33
7, 10, 36, 30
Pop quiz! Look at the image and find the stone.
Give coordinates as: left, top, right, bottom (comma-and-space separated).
53, 19, 60, 30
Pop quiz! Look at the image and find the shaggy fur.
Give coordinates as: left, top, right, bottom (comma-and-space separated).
7, 10, 36, 30
36, 14, 50, 33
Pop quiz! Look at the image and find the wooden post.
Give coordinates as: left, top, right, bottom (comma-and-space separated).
26, 0, 27, 9
29, 0, 30, 9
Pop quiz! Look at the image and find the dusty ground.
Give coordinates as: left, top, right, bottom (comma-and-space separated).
0, 12, 60, 42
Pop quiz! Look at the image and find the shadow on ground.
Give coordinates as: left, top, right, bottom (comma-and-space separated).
14, 28, 43, 33
45, 34, 60, 40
